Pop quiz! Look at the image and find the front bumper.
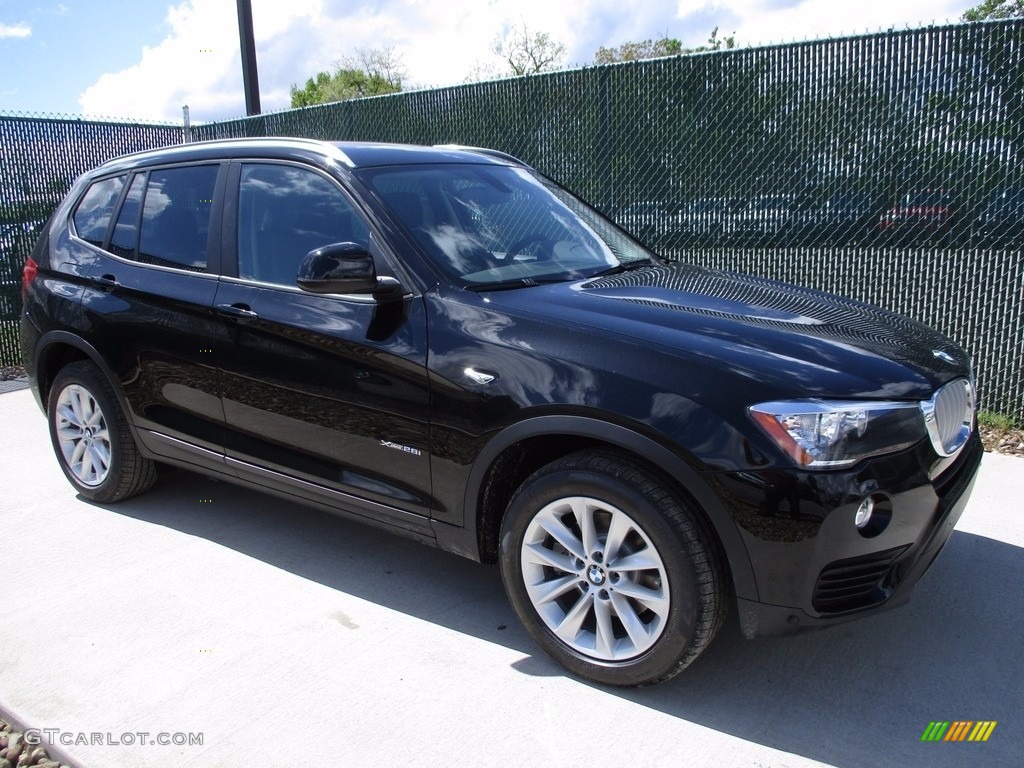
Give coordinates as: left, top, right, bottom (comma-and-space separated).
714, 431, 983, 638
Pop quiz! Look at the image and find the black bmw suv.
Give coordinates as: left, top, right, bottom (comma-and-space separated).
21, 138, 981, 686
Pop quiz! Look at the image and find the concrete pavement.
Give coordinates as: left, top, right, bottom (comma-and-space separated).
1, 385, 1021, 768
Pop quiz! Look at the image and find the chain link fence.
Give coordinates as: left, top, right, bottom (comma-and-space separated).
2, 20, 1022, 414
0, 114, 183, 366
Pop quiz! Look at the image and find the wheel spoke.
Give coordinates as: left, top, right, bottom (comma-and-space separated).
571, 497, 599, 557
57, 404, 80, 430
529, 574, 580, 606
79, 444, 95, 482
68, 436, 88, 466
69, 387, 88, 425
593, 597, 616, 658
534, 510, 586, 560
607, 548, 661, 572
523, 542, 578, 574
603, 509, 632, 561
554, 591, 593, 644
58, 424, 84, 442
90, 443, 111, 476
612, 579, 670, 617
609, 591, 653, 650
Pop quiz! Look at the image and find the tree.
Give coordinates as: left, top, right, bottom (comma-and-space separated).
594, 28, 736, 64
290, 47, 406, 107
595, 37, 683, 64
961, 0, 1024, 20
493, 22, 566, 76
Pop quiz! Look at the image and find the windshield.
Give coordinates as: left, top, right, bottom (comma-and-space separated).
359, 163, 655, 288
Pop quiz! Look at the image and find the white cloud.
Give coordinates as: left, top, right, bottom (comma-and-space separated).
0, 22, 32, 38
76, 0, 973, 123
674, 0, 967, 48
79, 0, 322, 122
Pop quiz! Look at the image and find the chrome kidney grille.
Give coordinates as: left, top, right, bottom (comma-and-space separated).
921, 378, 975, 458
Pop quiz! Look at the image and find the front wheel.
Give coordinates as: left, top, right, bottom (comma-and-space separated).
47, 361, 157, 503
499, 451, 728, 686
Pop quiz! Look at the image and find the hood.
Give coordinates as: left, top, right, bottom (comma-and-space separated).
492, 263, 969, 401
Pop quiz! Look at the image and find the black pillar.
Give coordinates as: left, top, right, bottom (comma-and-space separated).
236, 0, 261, 116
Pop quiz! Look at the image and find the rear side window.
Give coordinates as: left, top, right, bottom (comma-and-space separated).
137, 165, 218, 271
72, 176, 126, 246
110, 174, 145, 260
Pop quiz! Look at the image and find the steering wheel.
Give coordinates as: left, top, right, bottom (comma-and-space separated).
504, 233, 556, 260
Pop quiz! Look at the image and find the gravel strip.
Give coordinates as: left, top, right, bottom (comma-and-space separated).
980, 424, 1024, 458
1, 365, 25, 381
0, 718, 74, 768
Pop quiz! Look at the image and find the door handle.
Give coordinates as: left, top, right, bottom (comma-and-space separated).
216, 303, 259, 319
94, 274, 119, 290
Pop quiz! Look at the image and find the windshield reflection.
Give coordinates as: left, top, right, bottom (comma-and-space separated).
360, 163, 655, 288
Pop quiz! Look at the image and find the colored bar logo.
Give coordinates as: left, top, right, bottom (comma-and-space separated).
921, 721, 997, 742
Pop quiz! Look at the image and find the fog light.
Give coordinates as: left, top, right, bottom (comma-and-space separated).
855, 498, 874, 529
854, 493, 892, 538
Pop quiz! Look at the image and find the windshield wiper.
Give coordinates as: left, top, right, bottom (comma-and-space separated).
589, 260, 660, 278
465, 276, 572, 292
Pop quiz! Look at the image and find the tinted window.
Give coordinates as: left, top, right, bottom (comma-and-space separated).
110, 174, 145, 259
73, 176, 126, 246
138, 165, 218, 271
363, 164, 636, 286
237, 164, 369, 286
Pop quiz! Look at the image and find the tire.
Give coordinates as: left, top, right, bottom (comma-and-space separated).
499, 451, 728, 687
47, 361, 157, 503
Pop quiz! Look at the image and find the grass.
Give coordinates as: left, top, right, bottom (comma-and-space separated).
979, 411, 1021, 430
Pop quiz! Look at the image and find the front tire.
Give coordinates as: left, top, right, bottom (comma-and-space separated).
499, 451, 728, 687
47, 361, 157, 503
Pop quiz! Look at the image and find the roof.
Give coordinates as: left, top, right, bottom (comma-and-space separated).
96, 137, 522, 175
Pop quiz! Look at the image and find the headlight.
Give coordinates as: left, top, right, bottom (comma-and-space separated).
749, 400, 925, 469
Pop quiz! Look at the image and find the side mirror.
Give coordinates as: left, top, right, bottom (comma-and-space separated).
296, 242, 403, 299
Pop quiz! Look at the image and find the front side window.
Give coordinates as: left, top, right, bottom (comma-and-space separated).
72, 175, 126, 246
137, 165, 218, 271
237, 164, 370, 286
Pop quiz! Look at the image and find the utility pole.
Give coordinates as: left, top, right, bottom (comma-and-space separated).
236, 0, 261, 115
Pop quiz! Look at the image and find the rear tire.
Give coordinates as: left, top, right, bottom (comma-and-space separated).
47, 361, 157, 503
499, 451, 728, 686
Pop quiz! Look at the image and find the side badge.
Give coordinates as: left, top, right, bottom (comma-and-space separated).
932, 349, 956, 365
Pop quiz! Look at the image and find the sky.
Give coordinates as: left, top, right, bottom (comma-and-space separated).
0, 0, 974, 125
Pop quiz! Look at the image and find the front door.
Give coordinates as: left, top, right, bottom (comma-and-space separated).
213, 161, 433, 531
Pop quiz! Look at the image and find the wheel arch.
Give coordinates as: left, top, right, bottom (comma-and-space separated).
462, 414, 758, 603
32, 332, 138, 440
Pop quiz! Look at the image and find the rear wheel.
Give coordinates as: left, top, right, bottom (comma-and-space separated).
499, 451, 728, 686
47, 361, 157, 503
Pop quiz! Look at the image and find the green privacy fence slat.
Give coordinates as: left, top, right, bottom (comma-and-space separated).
0, 115, 183, 372
2, 20, 1022, 415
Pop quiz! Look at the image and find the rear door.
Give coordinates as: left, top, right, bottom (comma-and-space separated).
213, 161, 434, 532
76, 162, 229, 466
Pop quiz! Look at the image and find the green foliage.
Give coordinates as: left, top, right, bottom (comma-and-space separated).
979, 411, 1021, 429
493, 23, 566, 76
962, 0, 1024, 21
595, 37, 683, 64
595, 28, 736, 64
290, 47, 405, 107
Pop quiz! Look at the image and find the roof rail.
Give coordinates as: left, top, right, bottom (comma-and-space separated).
432, 144, 531, 168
